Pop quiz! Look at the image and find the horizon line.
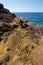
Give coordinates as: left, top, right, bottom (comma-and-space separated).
11, 11, 43, 13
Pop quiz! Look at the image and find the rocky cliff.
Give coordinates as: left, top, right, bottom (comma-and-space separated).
0, 3, 43, 65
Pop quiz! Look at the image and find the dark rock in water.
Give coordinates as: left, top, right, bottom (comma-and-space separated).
4, 55, 10, 62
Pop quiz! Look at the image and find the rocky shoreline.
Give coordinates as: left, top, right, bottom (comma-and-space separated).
0, 3, 43, 65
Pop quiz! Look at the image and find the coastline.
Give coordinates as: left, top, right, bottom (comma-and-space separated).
15, 15, 43, 36
0, 4, 43, 65
15, 12, 43, 27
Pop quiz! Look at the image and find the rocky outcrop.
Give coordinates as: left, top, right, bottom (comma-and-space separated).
0, 3, 16, 23
0, 3, 43, 65
0, 3, 4, 9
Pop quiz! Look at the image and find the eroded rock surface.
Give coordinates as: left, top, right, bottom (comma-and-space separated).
0, 3, 43, 65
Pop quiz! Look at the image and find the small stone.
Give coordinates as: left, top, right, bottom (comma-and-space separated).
4, 56, 10, 62
22, 23, 28, 28
0, 61, 3, 65
13, 24, 18, 28
6, 48, 11, 51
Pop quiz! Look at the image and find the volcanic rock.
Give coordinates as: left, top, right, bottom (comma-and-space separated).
0, 3, 4, 9
0, 3, 43, 65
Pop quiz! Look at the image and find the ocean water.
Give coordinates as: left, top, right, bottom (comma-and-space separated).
15, 12, 43, 27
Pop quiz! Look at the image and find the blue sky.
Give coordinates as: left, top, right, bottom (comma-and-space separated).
0, 0, 43, 12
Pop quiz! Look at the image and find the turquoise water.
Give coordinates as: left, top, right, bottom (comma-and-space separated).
15, 12, 43, 26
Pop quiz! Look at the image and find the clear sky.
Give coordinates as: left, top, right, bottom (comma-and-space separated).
0, 0, 43, 12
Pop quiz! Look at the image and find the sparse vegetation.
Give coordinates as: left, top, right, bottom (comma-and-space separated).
0, 3, 43, 65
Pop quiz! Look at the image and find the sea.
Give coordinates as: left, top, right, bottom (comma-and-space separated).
15, 12, 43, 27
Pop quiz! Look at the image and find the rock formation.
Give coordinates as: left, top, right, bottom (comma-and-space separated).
0, 3, 43, 65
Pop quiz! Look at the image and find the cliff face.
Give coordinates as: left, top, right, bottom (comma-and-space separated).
0, 4, 43, 65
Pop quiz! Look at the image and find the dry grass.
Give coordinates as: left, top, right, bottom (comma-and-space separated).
0, 17, 42, 65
